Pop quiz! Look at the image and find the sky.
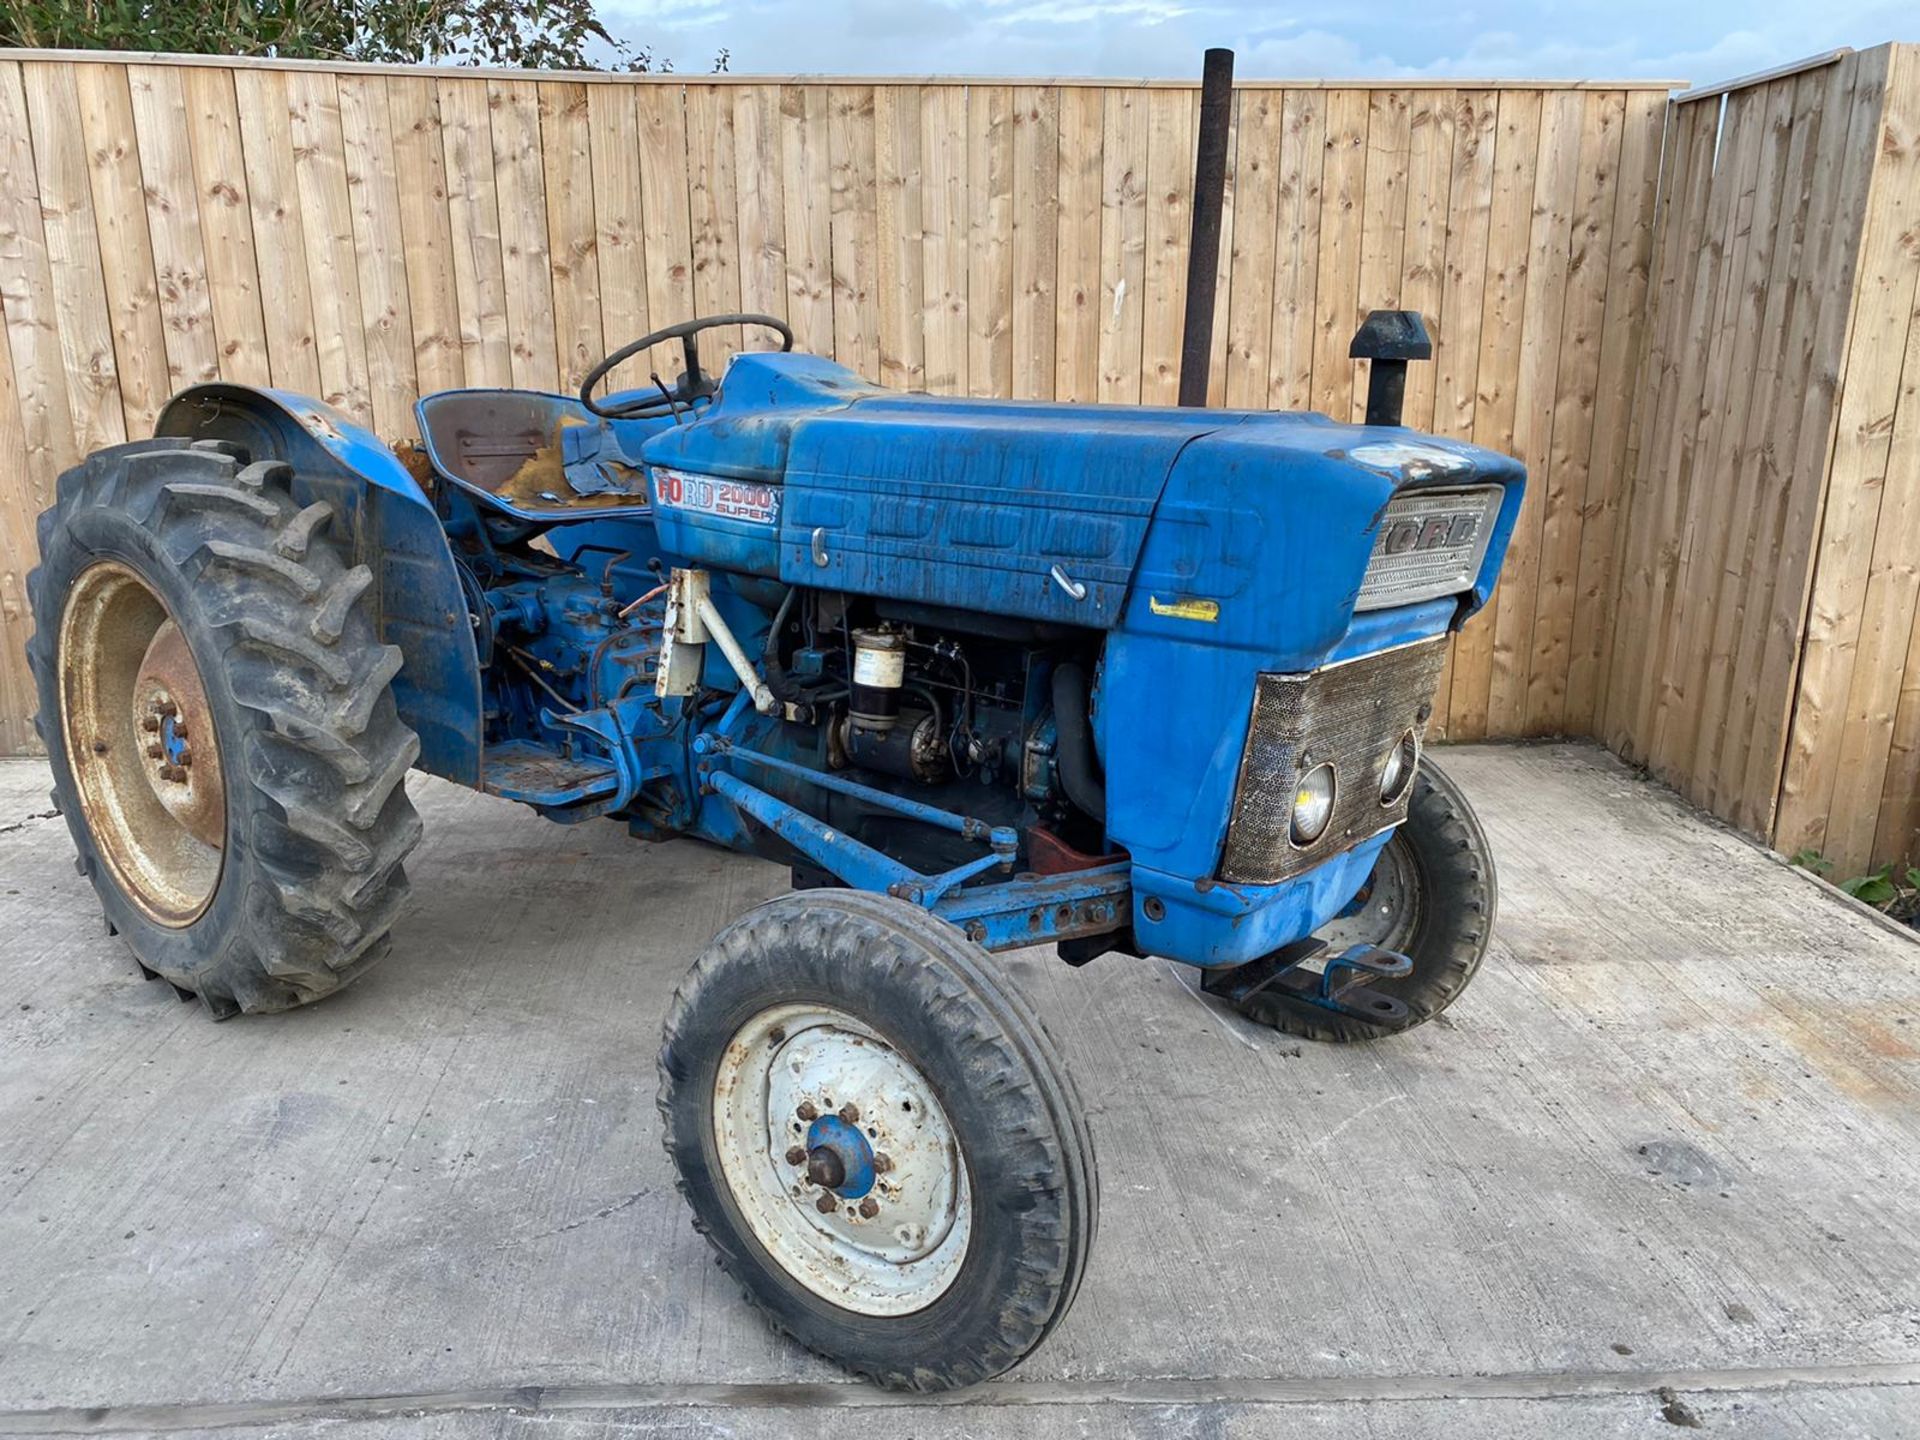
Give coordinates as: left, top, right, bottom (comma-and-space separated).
601, 0, 1913, 88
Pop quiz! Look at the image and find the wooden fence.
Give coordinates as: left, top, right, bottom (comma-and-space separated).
1603, 44, 1920, 876
0, 54, 1671, 760
0, 47, 1914, 876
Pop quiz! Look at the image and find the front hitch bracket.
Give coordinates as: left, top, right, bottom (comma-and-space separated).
1202, 938, 1415, 1023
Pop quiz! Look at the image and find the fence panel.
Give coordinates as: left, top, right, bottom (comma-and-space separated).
1603, 45, 1920, 876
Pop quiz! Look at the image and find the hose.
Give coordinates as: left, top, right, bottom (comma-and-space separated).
1050, 661, 1106, 823
762, 586, 813, 704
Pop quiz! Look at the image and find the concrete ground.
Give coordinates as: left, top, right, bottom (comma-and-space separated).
0, 742, 1916, 1439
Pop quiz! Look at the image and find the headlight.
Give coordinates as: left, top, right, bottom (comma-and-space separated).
1380, 730, 1418, 805
1290, 762, 1337, 846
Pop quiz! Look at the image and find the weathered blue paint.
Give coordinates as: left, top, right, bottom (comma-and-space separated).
153, 384, 482, 787
484, 741, 621, 808
931, 864, 1132, 952
158, 384, 431, 505
805, 1114, 877, 1200
640, 352, 1523, 637
1129, 833, 1394, 969
705, 770, 925, 896
159, 713, 189, 766
703, 736, 1016, 856
700, 740, 1020, 907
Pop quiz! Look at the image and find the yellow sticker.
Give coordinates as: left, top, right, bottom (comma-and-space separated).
1148, 595, 1221, 622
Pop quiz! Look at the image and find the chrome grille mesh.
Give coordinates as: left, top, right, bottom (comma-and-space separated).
1218, 637, 1450, 885
1356, 485, 1501, 611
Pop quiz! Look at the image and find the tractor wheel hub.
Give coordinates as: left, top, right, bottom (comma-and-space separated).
58, 562, 225, 926
133, 621, 224, 850
712, 1002, 971, 1317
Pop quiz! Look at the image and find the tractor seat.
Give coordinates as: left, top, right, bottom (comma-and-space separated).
416, 390, 650, 519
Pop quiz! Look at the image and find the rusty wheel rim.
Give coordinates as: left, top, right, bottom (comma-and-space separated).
58, 560, 225, 926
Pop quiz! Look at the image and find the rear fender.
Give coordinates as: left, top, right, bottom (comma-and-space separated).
155, 385, 482, 787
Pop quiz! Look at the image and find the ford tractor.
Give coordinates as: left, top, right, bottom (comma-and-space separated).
29, 310, 1521, 1390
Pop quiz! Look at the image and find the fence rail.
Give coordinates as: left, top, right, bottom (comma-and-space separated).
0, 47, 1914, 878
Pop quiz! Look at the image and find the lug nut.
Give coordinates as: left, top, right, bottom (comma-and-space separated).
838, 1102, 860, 1124
785, 1145, 807, 1166
872, 1152, 892, 1174
815, 1193, 837, 1214
858, 1196, 879, 1219
141, 716, 160, 733
796, 1101, 818, 1122
146, 743, 164, 759
177, 750, 192, 767
157, 701, 177, 718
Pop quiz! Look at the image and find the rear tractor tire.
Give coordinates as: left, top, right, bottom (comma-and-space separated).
1231, 757, 1498, 1043
27, 439, 423, 1017
657, 890, 1098, 1391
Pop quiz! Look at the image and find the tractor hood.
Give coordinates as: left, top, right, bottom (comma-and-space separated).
640, 353, 1522, 635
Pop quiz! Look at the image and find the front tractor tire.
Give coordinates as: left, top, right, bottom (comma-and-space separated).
658, 890, 1098, 1391
1233, 757, 1498, 1043
27, 440, 423, 1017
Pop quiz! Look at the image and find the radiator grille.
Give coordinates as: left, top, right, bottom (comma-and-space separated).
1356, 485, 1501, 611
1218, 637, 1450, 885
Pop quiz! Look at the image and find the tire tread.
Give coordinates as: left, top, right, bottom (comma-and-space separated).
25, 439, 422, 1014
657, 890, 1096, 1391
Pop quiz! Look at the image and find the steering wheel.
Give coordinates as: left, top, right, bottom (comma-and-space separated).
579, 313, 793, 420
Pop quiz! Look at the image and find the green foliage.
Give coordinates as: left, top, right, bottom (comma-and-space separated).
0, 0, 685, 70
1793, 850, 1920, 925
1839, 865, 1897, 906
1790, 847, 1832, 875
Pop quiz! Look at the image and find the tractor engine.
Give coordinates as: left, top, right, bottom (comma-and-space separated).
761, 594, 1107, 874
472, 541, 1105, 883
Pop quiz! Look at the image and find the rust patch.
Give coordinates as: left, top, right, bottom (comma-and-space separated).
1761, 992, 1919, 1106
390, 437, 439, 497
418, 392, 647, 512
1025, 823, 1127, 875
290, 400, 345, 442
135, 620, 224, 850
492, 420, 645, 512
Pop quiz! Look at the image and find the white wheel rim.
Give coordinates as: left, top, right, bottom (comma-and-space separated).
1319, 832, 1420, 953
712, 1003, 972, 1317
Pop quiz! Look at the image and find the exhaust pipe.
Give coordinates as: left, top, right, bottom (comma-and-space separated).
1350, 310, 1433, 427
1178, 48, 1235, 408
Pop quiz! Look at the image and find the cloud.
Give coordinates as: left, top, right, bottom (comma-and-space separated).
984, 1, 1200, 26
599, 0, 1914, 86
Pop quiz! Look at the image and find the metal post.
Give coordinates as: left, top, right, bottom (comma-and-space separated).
1178, 47, 1235, 408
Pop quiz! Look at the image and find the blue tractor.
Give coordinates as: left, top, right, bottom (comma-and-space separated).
30, 311, 1521, 1389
